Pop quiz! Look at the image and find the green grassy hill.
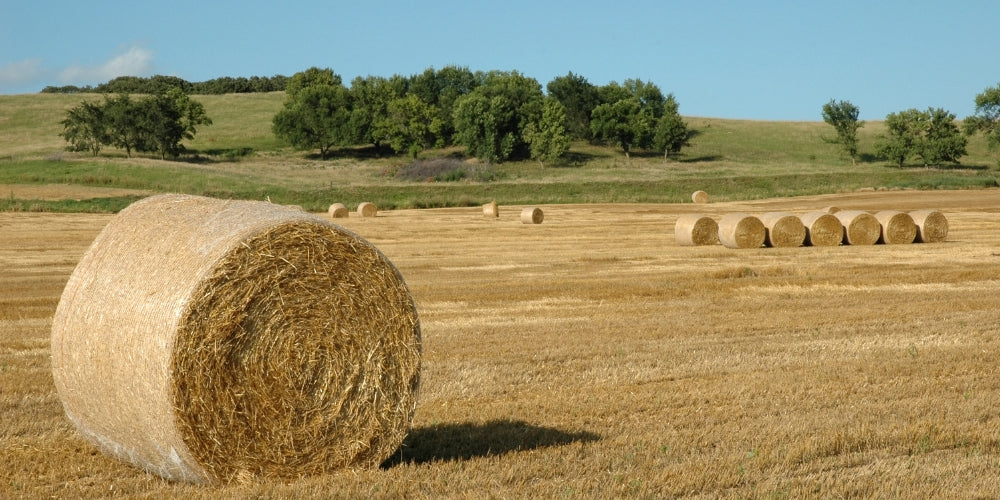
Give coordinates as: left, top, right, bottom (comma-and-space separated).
1, 93, 997, 212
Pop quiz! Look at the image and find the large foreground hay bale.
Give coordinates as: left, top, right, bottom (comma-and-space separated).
674, 214, 719, 246
909, 209, 949, 243
483, 200, 499, 218
758, 212, 806, 248
51, 194, 421, 484
834, 210, 881, 245
874, 210, 917, 244
798, 211, 843, 247
357, 202, 378, 218
691, 190, 709, 204
717, 213, 766, 249
327, 202, 348, 218
521, 207, 544, 224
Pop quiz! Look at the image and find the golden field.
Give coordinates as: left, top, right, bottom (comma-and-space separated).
2, 188, 1000, 498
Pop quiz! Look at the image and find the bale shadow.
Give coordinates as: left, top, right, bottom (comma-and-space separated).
381, 419, 600, 467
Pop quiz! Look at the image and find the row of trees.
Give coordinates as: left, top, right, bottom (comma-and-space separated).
822, 83, 1000, 167
271, 66, 691, 163
43, 74, 289, 95
60, 89, 212, 158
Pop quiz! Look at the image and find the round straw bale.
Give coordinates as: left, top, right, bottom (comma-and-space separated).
717, 213, 766, 249
758, 212, 806, 248
823, 206, 841, 214
483, 200, 499, 218
520, 207, 544, 224
50, 194, 421, 484
798, 211, 843, 247
674, 214, 719, 246
691, 190, 709, 204
874, 210, 917, 244
834, 210, 881, 245
328, 202, 348, 218
357, 202, 378, 218
909, 209, 948, 243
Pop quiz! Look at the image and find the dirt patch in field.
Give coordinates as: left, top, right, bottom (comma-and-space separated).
0, 183, 151, 200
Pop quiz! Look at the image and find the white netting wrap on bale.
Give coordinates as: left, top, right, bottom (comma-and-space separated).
51, 194, 421, 484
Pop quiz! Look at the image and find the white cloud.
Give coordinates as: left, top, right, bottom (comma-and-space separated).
0, 59, 45, 87
58, 45, 155, 85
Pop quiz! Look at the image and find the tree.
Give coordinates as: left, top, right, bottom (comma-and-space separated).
876, 108, 966, 167
590, 79, 668, 157
452, 70, 544, 162
523, 98, 570, 166
821, 99, 864, 164
921, 107, 966, 165
963, 83, 1000, 150
284, 67, 342, 100
102, 94, 152, 158
350, 75, 406, 151
375, 94, 443, 158
272, 83, 355, 159
60, 100, 107, 156
652, 95, 690, 161
546, 72, 600, 140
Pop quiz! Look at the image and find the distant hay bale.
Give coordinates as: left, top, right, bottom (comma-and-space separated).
674, 214, 719, 246
758, 212, 806, 248
823, 206, 841, 214
874, 210, 917, 244
909, 209, 948, 243
717, 213, 766, 249
834, 210, 881, 245
691, 190, 709, 204
483, 201, 499, 218
328, 202, 348, 218
520, 207, 544, 224
798, 211, 843, 247
357, 202, 378, 218
50, 194, 421, 484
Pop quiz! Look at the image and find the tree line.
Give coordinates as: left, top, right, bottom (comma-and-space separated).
42, 74, 289, 95
60, 89, 211, 159
822, 83, 1000, 167
271, 66, 691, 163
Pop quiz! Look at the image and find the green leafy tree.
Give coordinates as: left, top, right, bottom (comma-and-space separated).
60, 100, 108, 156
876, 108, 966, 167
452, 70, 544, 162
523, 98, 570, 166
408, 66, 478, 145
272, 83, 355, 159
102, 94, 152, 158
143, 93, 186, 159
963, 83, 1000, 150
350, 75, 406, 151
590, 79, 668, 157
652, 95, 690, 161
921, 107, 966, 166
375, 94, 443, 158
284, 67, 342, 100
876, 109, 926, 167
546, 72, 600, 140
821, 99, 864, 164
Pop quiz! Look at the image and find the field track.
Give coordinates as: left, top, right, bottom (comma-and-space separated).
3, 188, 1000, 497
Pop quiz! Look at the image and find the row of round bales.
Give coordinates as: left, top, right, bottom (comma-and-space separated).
328, 201, 546, 224
676, 209, 948, 249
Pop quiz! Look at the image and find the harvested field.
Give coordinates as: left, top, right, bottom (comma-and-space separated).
3, 189, 1000, 498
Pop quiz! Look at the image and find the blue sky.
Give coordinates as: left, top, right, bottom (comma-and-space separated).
2, 1, 997, 121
